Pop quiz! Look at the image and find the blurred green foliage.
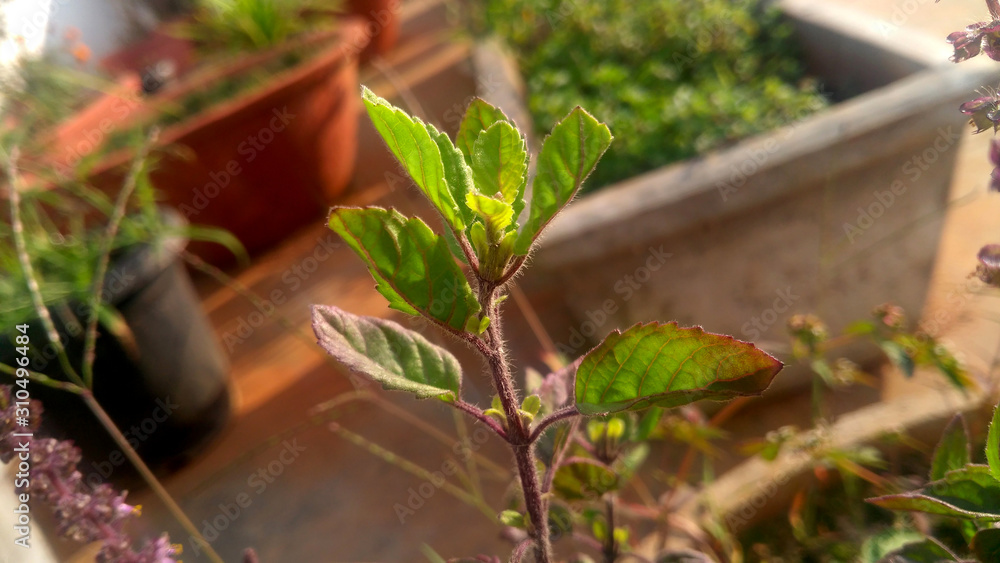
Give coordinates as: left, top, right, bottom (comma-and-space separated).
181, 0, 338, 54
471, 0, 829, 191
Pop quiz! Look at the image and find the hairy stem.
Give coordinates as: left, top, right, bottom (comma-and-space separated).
474, 281, 553, 562
81, 129, 158, 389
530, 406, 579, 443
453, 399, 508, 439
514, 442, 551, 561
3, 147, 84, 388
0, 363, 84, 394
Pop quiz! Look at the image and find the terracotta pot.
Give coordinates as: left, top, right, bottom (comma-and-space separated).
346, 0, 402, 58
60, 20, 367, 264
99, 20, 196, 80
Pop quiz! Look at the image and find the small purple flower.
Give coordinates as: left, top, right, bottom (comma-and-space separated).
0, 386, 181, 562
990, 138, 1000, 192
977, 244, 1000, 287
944, 0, 1000, 62
959, 95, 1000, 133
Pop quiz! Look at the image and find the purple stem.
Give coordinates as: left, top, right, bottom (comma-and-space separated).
452, 399, 508, 440
529, 406, 580, 443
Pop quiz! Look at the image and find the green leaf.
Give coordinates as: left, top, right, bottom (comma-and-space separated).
441, 223, 469, 265
860, 528, 925, 563
879, 538, 957, 563
522, 395, 541, 417
634, 407, 663, 441
362, 86, 472, 232
470, 120, 528, 219
466, 192, 514, 237
311, 305, 461, 400
881, 340, 915, 377
988, 402, 1000, 481
867, 465, 1000, 520
930, 414, 970, 481
605, 418, 626, 441
553, 459, 618, 500
574, 322, 783, 415
429, 125, 477, 228
456, 98, 512, 166
810, 358, 835, 385
327, 207, 480, 331
420, 545, 448, 563
514, 107, 612, 255
973, 528, 1000, 563
498, 510, 526, 528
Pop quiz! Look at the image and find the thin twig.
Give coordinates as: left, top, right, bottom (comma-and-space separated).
312, 391, 508, 478
81, 129, 159, 389
2, 146, 83, 387
542, 417, 580, 495
329, 420, 497, 521
453, 399, 508, 439
529, 405, 579, 443
509, 538, 533, 563
451, 408, 484, 502
0, 362, 83, 394
80, 392, 225, 563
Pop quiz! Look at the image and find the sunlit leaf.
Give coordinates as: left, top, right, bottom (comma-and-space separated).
867, 465, 1000, 520
931, 414, 970, 481
988, 402, 1000, 481
574, 322, 782, 415
311, 305, 461, 400
514, 107, 612, 255
362, 86, 473, 232
327, 207, 481, 331
470, 119, 527, 219
456, 98, 512, 166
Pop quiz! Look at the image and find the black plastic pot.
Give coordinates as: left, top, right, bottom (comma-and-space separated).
0, 209, 231, 482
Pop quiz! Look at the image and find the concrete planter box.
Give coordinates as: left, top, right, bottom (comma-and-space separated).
502, 1, 998, 379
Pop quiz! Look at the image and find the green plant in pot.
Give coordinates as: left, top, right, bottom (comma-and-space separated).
0, 127, 245, 478
52, 0, 374, 264
468, 0, 828, 192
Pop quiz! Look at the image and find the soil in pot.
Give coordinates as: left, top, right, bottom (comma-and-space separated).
0, 216, 232, 484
